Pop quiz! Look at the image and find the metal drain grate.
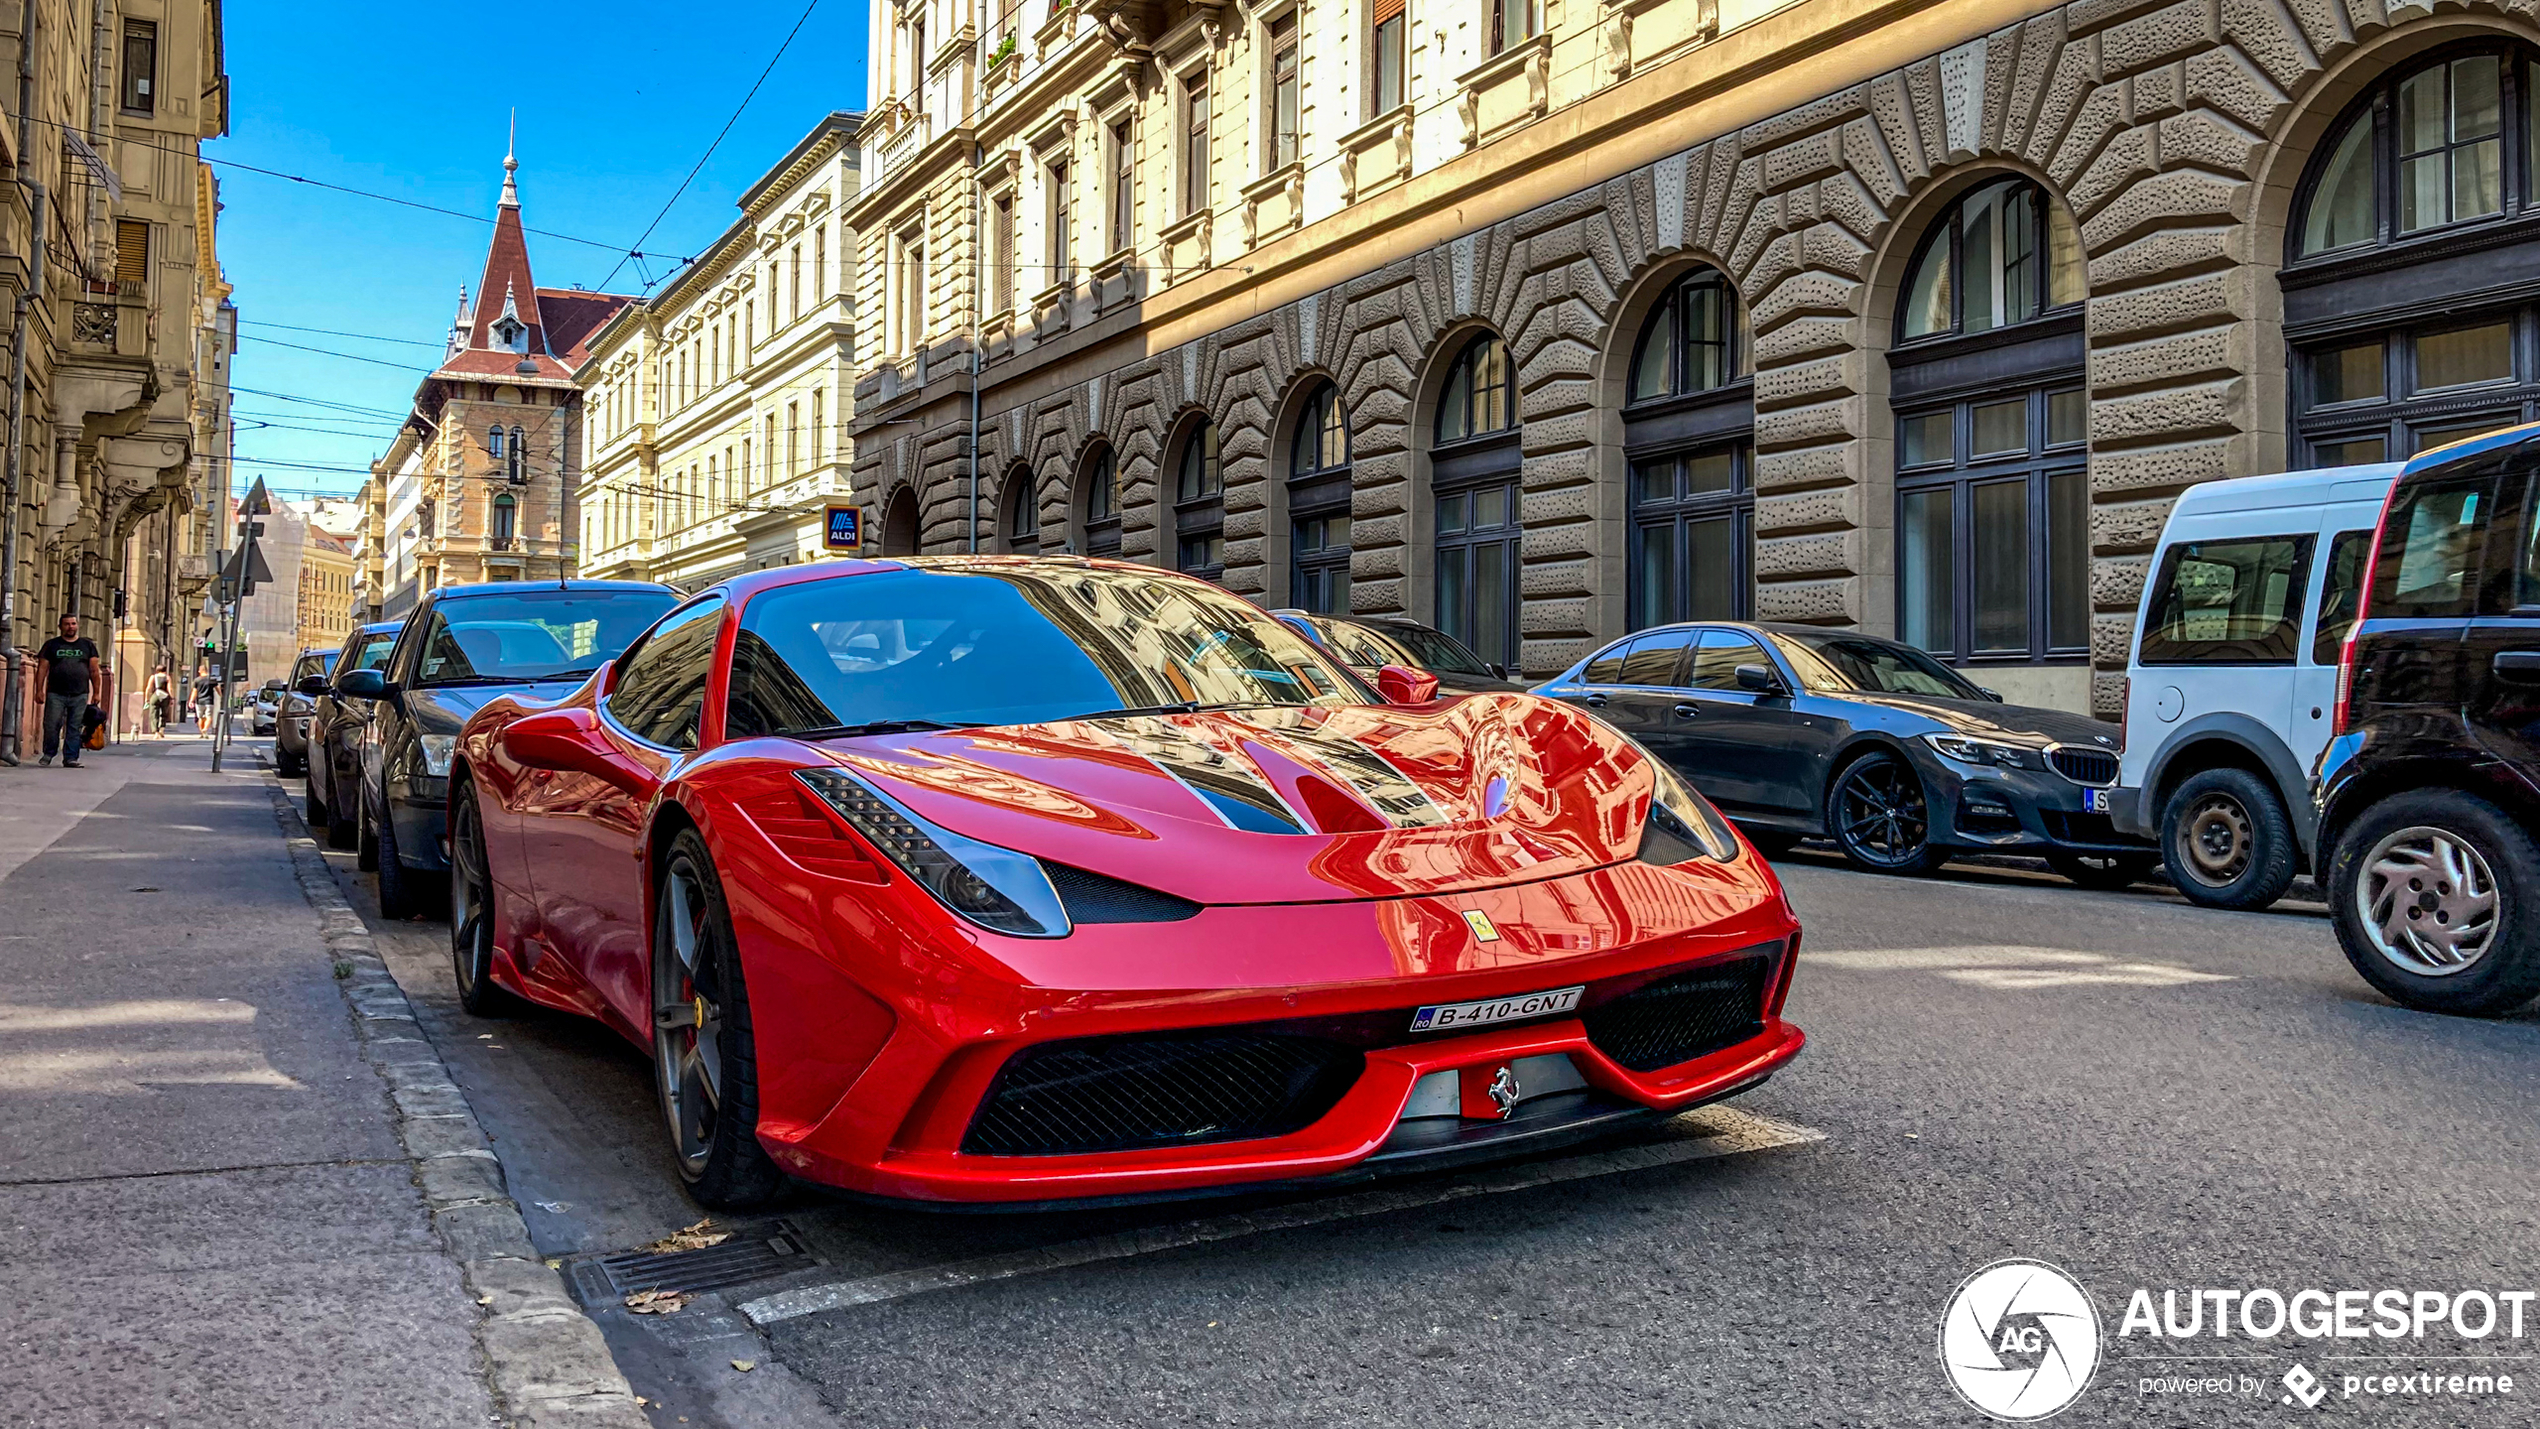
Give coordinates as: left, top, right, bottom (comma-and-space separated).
591, 1222, 813, 1297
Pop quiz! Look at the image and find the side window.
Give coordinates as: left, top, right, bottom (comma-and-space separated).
1582, 637, 1638, 685
2138, 536, 2314, 666
607, 600, 724, 751
2373, 476, 2490, 618
1619, 629, 1693, 686
726, 625, 843, 740
1689, 631, 1769, 690
2312, 529, 2374, 664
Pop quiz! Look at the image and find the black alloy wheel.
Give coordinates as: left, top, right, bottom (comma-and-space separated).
2159, 767, 2297, 911
652, 830, 784, 1209
449, 782, 526, 1016
1827, 751, 1947, 874
2047, 849, 2159, 891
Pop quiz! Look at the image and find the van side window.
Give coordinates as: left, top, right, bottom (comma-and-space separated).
2139, 536, 2314, 666
2311, 530, 2373, 665
2373, 478, 2489, 618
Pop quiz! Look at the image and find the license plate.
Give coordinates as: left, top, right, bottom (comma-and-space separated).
1410, 985, 1584, 1033
2082, 787, 2113, 813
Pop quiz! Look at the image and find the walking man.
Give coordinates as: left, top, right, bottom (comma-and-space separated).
36, 614, 100, 768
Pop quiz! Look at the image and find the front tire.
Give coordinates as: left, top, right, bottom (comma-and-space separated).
1826, 751, 1948, 874
449, 783, 527, 1016
373, 793, 432, 921
305, 778, 327, 832
2048, 849, 2158, 890
2161, 767, 2297, 911
2329, 790, 2540, 1016
653, 830, 783, 1210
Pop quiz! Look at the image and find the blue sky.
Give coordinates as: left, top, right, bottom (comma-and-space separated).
219, 1, 869, 502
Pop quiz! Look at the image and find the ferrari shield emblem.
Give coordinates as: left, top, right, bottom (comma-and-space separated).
1461, 909, 1501, 942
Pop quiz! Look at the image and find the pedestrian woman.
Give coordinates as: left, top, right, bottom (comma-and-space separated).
147, 668, 173, 737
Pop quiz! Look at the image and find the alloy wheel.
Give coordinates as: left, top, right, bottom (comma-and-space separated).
450, 792, 495, 998
654, 861, 725, 1176
1834, 757, 1931, 867
2356, 825, 2500, 977
2179, 793, 2253, 887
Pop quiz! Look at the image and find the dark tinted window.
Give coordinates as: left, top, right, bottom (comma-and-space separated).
1313, 619, 1493, 676
2313, 529, 2374, 664
2139, 536, 2313, 666
413, 589, 676, 688
1772, 631, 1986, 698
343, 631, 397, 676
2373, 476, 2490, 618
609, 599, 725, 750
1689, 630, 1768, 690
1619, 629, 1691, 686
1581, 639, 1635, 684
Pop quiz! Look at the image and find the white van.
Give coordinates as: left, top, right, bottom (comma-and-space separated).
2110, 464, 2400, 910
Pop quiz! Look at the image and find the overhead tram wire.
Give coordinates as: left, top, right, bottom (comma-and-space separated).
237, 319, 449, 349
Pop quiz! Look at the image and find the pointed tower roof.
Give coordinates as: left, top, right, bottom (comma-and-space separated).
428, 140, 636, 386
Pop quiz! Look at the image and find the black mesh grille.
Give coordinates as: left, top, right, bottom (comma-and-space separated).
2048, 747, 2120, 786
1046, 863, 1202, 923
963, 1033, 1364, 1157
1581, 956, 1771, 1073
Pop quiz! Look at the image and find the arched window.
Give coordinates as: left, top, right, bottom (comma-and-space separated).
1005, 471, 1040, 555
2287, 44, 2540, 465
1622, 266, 1753, 629
1080, 446, 1121, 557
1890, 177, 2089, 668
880, 486, 921, 556
1173, 420, 1224, 578
1430, 332, 1521, 667
1290, 383, 1351, 613
490, 493, 517, 544
487, 426, 505, 457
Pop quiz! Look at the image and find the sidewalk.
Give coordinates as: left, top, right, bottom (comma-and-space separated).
0, 738, 629, 1428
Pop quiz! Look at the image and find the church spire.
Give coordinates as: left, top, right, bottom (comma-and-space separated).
500, 110, 519, 209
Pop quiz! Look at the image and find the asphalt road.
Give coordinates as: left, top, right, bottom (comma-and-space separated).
316, 812, 2540, 1429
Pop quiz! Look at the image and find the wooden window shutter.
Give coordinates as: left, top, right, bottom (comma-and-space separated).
115, 220, 149, 285
1371, 0, 1404, 25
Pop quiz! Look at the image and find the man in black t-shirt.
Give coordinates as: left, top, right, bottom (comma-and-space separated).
36, 613, 100, 768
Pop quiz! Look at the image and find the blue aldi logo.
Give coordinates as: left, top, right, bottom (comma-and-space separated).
823, 505, 862, 552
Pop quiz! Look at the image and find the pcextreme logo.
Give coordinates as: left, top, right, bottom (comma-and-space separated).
1939, 1259, 2104, 1421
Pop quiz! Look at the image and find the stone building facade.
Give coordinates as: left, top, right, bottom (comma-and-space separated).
851, 0, 2540, 715
578, 113, 862, 589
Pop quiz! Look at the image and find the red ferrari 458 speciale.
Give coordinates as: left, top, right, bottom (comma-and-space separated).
450, 557, 1804, 1208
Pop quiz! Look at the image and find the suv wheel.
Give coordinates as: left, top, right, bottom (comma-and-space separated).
2160, 768, 2297, 911
2329, 789, 2540, 1016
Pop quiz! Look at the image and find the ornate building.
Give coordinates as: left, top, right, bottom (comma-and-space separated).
577, 113, 862, 589
851, 0, 2540, 715
369, 152, 633, 614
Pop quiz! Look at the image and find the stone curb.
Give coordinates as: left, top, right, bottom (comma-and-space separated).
253, 769, 651, 1429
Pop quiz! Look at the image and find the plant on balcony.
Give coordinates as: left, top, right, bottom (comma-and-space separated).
991, 32, 1017, 65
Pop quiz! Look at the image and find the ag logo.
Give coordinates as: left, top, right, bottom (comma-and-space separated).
1938, 1259, 2101, 1421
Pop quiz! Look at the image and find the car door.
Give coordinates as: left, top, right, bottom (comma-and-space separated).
1597, 628, 1698, 780
2136, 529, 2313, 786
2465, 468, 2540, 789
2292, 521, 2377, 781
1673, 629, 1815, 817
526, 597, 724, 1033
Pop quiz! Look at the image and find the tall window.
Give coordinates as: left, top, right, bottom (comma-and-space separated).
487, 426, 506, 458
2287, 45, 2540, 466
1290, 384, 1352, 614
1268, 17, 1300, 172
1625, 266, 1752, 627
1371, 0, 1406, 115
810, 390, 826, 465
991, 193, 1017, 311
1082, 446, 1122, 556
1048, 160, 1073, 281
813, 225, 828, 302
1892, 179, 2088, 667
789, 244, 803, 322
120, 21, 156, 114
1184, 74, 1211, 216
1006, 474, 1040, 556
786, 402, 801, 477
507, 426, 526, 484
1109, 119, 1134, 254
1431, 333, 1522, 668
897, 233, 927, 354
1489, 0, 1538, 55
1174, 420, 1225, 579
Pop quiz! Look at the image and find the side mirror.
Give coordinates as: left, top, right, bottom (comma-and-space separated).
295, 675, 328, 697
336, 668, 390, 700
1980, 687, 2006, 703
1734, 664, 1787, 696
1490, 663, 1512, 680
500, 707, 647, 793
1375, 664, 1442, 705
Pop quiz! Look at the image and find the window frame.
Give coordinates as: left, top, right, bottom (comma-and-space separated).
1183, 70, 1212, 217
1894, 176, 2084, 347
2291, 42, 2540, 264
119, 19, 157, 115
1266, 15, 1301, 173
1173, 419, 1226, 581
1628, 446, 1754, 629
1892, 386, 2093, 667
1005, 471, 1041, 555
1081, 446, 1122, 556
2291, 306, 2540, 466
1434, 333, 1516, 447
1289, 383, 1353, 615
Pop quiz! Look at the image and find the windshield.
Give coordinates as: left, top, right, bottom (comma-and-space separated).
1771, 630, 1985, 699
1309, 617, 1493, 676
412, 590, 677, 688
727, 565, 1361, 738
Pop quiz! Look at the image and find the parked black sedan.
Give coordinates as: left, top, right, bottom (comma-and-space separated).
1536, 622, 2151, 885
337, 580, 679, 919
1270, 610, 1528, 694
305, 620, 403, 849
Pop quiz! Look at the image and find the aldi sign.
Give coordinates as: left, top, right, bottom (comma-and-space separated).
823, 505, 862, 552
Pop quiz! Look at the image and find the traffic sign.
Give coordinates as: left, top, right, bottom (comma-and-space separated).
823, 505, 862, 552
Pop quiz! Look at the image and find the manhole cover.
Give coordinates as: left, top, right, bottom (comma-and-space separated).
590, 1222, 813, 1297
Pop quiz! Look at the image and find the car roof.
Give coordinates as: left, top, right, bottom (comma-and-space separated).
356, 621, 401, 634
2400, 419, 2540, 480
710, 553, 1186, 604
2164, 465, 2402, 516
426, 579, 676, 601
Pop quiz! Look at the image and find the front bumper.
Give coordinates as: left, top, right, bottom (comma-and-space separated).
1921, 758, 2150, 855
387, 776, 451, 871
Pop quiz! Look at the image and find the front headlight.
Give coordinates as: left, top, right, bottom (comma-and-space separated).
1922, 733, 2042, 770
797, 768, 1071, 938
1636, 752, 1740, 865
416, 734, 457, 777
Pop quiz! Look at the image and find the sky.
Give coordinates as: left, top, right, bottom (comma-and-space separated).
217, 1, 870, 504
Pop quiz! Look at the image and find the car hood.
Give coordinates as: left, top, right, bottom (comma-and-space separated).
406, 680, 589, 735
1837, 691, 2115, 746
800, 695, 1691, 905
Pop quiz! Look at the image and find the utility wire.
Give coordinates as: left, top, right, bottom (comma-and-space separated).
238, 334, 433, 373
238, 319, 447, 349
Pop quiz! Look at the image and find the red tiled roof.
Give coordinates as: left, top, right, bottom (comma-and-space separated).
537, 288, 633, 366
425, 171, 634, 385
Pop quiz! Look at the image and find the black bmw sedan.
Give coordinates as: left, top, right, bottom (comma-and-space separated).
1536, 622, 2152, 886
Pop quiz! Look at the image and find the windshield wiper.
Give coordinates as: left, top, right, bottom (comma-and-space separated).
414, 674, 533, 689
786, 718, 980, 739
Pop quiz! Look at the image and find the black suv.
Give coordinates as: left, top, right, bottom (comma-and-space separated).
2317, 422, 2540, 1016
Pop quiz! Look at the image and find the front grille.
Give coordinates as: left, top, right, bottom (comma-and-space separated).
2041, 809, 2122, 844
1581, 955, 1771, 1073
2048, 746, 2120, 786
1046, 863, 1201, 923
963, 1032, 1364, 1157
